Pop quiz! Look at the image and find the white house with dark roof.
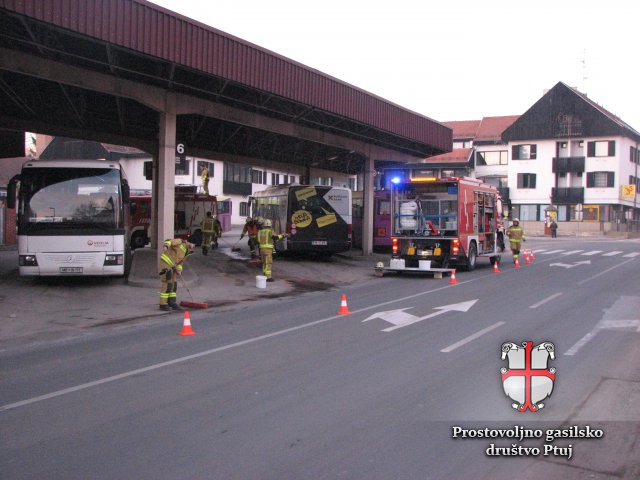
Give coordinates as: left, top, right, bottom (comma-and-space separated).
502, 82, 640, 234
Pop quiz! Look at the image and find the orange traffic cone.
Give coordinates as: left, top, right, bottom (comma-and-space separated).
179, 311, 197, 336
493, 261, 501, 273
525, 252, 531, 264
337, 294, 351, 315
449, 269, 458, 285
531, 250, 535, 261
514, 257, 520, 269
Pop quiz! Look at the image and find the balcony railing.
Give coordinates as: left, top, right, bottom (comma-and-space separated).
552, 187, 584, 204
552, 156, 585, 173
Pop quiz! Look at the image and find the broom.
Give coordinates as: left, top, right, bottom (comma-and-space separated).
178, 276, 209, 309
231, 236, 243, 252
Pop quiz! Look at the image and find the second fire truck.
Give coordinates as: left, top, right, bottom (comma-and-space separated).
378, 176, 505, 275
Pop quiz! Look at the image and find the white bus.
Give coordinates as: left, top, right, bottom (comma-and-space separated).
8, 160, 132, 276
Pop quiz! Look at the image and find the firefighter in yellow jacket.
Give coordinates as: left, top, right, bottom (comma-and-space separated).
506, 218, 525, 263
200, 211, 215, 255
256, 219, 287, 282
159, 238, 194, 311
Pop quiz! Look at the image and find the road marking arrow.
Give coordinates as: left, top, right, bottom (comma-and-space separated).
362, 300, 478, 332
550, 260, 591, 268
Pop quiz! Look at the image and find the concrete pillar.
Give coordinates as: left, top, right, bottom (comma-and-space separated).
362, 154, 375, 255
156, 99, 176, 249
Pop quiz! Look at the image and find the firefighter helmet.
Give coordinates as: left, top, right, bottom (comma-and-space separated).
263, 219, 272, 228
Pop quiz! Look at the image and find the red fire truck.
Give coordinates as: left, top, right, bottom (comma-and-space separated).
129, 187, 219, 249
378, 177, 505, 275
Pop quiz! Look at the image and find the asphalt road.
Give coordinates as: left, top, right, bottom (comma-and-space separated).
1, 237, 639, 479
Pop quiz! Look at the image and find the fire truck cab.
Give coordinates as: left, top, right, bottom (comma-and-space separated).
379, 177, 505, 275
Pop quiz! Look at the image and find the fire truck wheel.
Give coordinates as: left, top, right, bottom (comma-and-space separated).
463, 242, 477, 271
130, 231, 147, 250
191, 230, 202, 246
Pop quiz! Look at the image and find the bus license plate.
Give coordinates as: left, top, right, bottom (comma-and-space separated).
312, 241, 327, 246
60, 267, 83, 273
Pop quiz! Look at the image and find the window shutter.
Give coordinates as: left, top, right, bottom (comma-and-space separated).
530, 145, 537, 159
143, 161, 153, 180
587, 142, 595, 157
517, 173, 523, 188
531, 174, 536, 188
586, 172, 595, 187
607, 172, 615, 187
608, 141, 616, 156
631, 146, 635, 163
512, 145, 519, 160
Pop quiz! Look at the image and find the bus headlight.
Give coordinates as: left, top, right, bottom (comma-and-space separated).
104, 254, 124, 266
19, 255, 38, 266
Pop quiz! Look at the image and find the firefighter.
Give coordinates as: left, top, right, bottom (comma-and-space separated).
158, 238, 194, 311
212, 214, 223, 248
240, 216, 259, 258
506, 218, 525, 263
201, 165, 210, 195
200, 211, 215, 255
256, 219, 287, 282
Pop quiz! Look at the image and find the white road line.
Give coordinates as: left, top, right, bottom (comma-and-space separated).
531, 249, 547, 253
561, 250, 584, 255
565, 330, 598, 356
540, 249, 565, 254
623, 252, 640, 258
529, 292, 562, 309
581, 250, 603, 256
602, 251, 623, 256
2, 276, 489, 413
577, 258, 637, 286
440, 321, 506, 353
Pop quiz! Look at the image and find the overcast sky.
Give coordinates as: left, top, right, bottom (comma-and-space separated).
148, 0, 640, 131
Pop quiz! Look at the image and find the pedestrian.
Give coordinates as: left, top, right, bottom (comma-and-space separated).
506, 218, 525, 264
550, 219, 558, 238
200, 211, 215, 255
212, 214, 223, 248
240, 216, 259, 257
201, 165, 210, 195
256, 219, 287, 282
158, 238, 194, 311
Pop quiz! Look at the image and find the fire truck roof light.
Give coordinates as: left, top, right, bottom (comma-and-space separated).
391, 176, 402, 184
410, 177, 437, 182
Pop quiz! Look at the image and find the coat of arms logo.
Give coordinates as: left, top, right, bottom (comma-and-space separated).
501, 341, 556, 412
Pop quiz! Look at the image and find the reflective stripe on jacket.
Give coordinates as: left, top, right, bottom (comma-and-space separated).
506, 226, 524, 241
201, 218, 215, 233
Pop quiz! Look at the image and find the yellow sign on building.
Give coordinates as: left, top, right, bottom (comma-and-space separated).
620, 184, 636, 201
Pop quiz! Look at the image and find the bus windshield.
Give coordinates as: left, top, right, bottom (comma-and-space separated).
18, 167, 124, 234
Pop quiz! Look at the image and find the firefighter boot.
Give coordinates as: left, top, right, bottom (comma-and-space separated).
168, 299, 182, 310
202, 245, 208, 256
159, 304, 171, 312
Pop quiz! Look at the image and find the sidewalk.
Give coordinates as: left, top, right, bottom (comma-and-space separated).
0, 229, 387, 348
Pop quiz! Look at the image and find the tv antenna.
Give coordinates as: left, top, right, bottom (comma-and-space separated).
581, 49, 588, 93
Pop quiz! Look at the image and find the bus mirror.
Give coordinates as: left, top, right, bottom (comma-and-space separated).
122, 180, 130, 202
7, 175, 19, 209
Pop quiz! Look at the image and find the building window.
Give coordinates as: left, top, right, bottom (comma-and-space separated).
517, 173, 537, 189
271, 173, 280, 185
630, 146, 640, 164
587, 140, 615, 157
223, 163, 251, 183
512, 144, 537, 160
476, 150, 508, 166
175, 156, 190, 175
143, 160, 153, 180
587, 171, 614, 188
239, 201, 249, 217
198, 161, 214, 178
251, 169, 263, 184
